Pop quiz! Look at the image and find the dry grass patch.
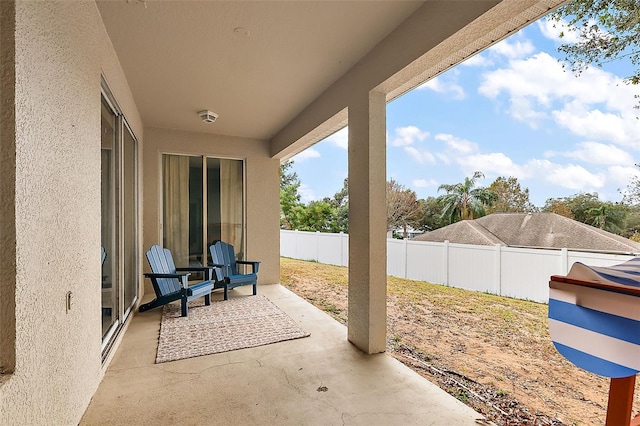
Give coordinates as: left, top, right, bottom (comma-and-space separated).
280, 257, 640, 426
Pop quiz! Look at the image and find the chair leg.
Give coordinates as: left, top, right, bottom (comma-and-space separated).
204, 293, 211, 306
138, 298, 162, 312
253, 283, 257, 296
181, 295, 188, 317
223, 286, 228, 300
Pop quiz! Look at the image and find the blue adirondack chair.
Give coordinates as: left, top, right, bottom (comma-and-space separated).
209, 241, 260, 300
140, 245, 214, 317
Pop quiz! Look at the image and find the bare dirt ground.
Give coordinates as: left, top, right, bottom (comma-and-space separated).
280, 258, 640, 426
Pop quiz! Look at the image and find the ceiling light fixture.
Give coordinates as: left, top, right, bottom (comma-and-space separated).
198, 110, 218, 124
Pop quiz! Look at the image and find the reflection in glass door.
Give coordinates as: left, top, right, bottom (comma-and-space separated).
162, 155, 244, 269
122, 123, 138, 318
101, 84, 138, 353
101, 96, 118, 339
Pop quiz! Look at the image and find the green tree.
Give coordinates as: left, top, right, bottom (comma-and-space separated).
623, 163, 640, 205
437, 171, 497, 223
280, 159, 299, 190
543, 199, 575, 219
386, 179, 422, 237
416, 197, 448, 232
323, 178, 349, 233
296, 200, 339, 232
621, 205, 640, 237
585, 203, 626, 233
544, 193, 601, 223
552, 1, 640, 89
279, 160, 304, 229
487, 176, 537, 213
544, 193, 628, 234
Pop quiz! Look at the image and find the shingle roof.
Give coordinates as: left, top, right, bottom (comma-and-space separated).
413, 212, 640, 253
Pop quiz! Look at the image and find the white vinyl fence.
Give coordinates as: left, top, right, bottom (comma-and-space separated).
280, 229, 637, 303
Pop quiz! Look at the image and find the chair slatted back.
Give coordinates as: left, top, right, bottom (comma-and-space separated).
146, 245, 181, 295
210, 241, 238, 278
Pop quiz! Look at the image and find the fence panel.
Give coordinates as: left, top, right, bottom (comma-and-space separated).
567, 251, 634, 269
280, 230, 637, 303
405, 241, 447, 283
280, 230, 297, 258
317, 233, 345, 266
289, 231, 318, 261
501, 247, 560, 303
387, 239, 407, 278
448, 244, 497, 293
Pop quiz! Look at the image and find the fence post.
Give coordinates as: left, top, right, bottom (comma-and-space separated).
444, 240, 449, 286
404, 238, 408, 279
294, 229, 299, 259
495, 244, 502, 296
316, 231, 320, 262
561, 248, 568, 275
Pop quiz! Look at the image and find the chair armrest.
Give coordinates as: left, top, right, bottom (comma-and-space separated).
144, 272, 191, 289
144, 272, 191, 279
176, 266, 214, 280
207, 263, 227, 282
236, 260, 261, 273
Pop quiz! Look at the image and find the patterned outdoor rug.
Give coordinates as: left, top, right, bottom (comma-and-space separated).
155, 295, 310, 363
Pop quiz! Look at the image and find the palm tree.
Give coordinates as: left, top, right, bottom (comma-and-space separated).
586, 204, 625, 233
437, 171, 497, 223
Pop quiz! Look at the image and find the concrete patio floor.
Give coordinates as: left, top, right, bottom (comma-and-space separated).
81, 284, 484, 425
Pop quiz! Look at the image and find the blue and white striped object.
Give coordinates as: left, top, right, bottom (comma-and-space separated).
548, 259, 640, 379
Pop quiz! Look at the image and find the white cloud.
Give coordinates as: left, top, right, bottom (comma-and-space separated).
325, 127, 348, 150
433, 131, 622, 195
545, 141, 636, 166
419, 76, 465, 100
488, 38, 535, 59
457, 152, 523, 178
404, 146, 435, 164
435, 152, 453, 165
391, 126, 429, 147
292, 148, 320, 162
537, 18, 581, 44
413, 178, 438, 188
479, 52, 640, 144
508, 97, 548, 127
298, 183, 317, 203
435, 134, 479, 154
608, 165, 640, 189
551, 105, 640, 147
525, 160, 607, 191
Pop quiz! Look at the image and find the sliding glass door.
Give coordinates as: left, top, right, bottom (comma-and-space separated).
162, 155, 244, 268
101, 96, 118, 338
101, 83, 138, 354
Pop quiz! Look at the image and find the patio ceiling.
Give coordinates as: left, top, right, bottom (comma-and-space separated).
97, 0, 566, 153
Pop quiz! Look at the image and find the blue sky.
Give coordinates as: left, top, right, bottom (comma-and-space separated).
289, 17, 640, 208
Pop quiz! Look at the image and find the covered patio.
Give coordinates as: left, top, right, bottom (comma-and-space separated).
0, 1, 567, 424
81, 285, 481, 425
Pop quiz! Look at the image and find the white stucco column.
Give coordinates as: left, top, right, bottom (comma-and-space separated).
347, 90, 386, 354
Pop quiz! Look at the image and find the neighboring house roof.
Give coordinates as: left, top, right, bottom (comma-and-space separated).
413, 213, 640, 253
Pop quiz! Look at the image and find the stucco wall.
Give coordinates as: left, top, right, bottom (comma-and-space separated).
142, 127, 280, 288
0, 2, 142, 425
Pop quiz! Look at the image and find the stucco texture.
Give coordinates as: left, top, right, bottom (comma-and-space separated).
142, 127, 280, 289
0, 2, 142, 425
